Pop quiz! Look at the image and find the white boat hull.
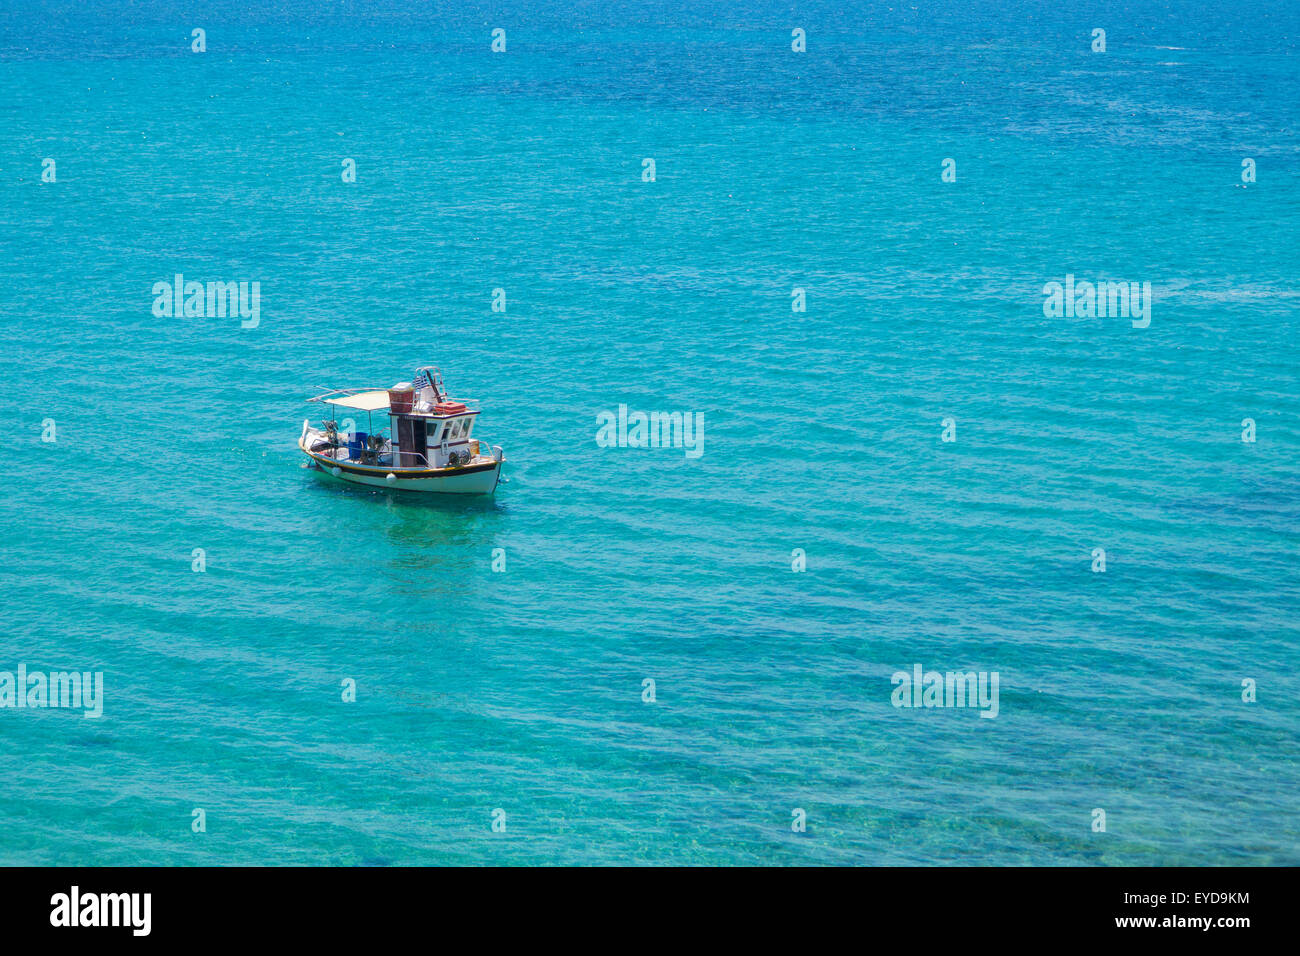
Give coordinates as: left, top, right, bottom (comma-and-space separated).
299, 439, 503, 495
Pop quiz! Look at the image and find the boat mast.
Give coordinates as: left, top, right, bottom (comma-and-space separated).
417, 366, 445, 404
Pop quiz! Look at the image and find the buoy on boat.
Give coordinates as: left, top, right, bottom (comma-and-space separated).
386, 472, 396, 484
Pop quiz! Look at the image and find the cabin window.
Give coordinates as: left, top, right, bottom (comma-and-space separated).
426, 421, 440, 442
453, 419, 465, 438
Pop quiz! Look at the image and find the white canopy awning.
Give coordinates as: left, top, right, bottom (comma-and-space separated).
321, 389, 391, 411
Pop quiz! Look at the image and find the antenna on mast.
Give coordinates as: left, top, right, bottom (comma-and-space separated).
414, 366, 445, 403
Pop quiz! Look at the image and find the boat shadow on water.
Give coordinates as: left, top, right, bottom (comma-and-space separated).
299, 462, 510, 590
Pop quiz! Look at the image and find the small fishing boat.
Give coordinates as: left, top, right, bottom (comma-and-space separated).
299, 367, 505, 494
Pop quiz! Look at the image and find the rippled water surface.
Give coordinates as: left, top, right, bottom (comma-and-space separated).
0, 1, 1297, 864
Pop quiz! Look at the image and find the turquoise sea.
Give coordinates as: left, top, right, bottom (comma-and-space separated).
1, 1, 1297, 865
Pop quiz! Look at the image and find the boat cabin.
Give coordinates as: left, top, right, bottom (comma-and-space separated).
307, 368, 487, 470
